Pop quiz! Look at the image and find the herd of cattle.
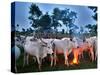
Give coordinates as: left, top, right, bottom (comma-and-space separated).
12, 35, 97, 72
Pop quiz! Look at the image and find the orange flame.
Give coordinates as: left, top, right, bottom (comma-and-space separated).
70, 48, 79, 65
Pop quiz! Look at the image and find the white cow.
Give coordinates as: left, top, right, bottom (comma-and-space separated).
53, 38, 77, 66
12, 45, 21, 72
89, 36, 97, 61
94, 39, 97, 61
76, 36, 97, 62
84, 37, 95, 61
24, 37, 53, 70
11, 36, 22, 72
15, 36, 26, 46
61, 37, 70, 41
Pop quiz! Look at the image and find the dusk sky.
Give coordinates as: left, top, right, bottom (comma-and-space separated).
14, 2, 97, 32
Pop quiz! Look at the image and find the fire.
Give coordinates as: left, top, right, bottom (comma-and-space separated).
73, 57, 78, 64
70, 48, 79, 65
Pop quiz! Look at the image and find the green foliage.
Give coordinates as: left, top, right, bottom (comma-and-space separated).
52, 8, 61, 20
28, 3, 78, 34
61, 29, 65, 34
85, 24, 97, 36
17, 24, 19, 27
38, 12, 52, 32
51, 8, 77, 36
28, 3, 42, 30
29, 3, 42, 17
85, 6, 97, 36
22, 28, 25, 32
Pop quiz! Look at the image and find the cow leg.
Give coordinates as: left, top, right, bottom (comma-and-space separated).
95, 55, 97, 61
95, 54, 97, 61
23, 52, 29, 66
33, 56, 36, 62
79, 52, 83, 60
95, 51, 97, 61
15, 60, 17, 72
81, 51, 84, 59
54, 49, 57, 66
64, 50, 69, 66
36, 56, 41, 71
15, 66, 17, 73
50, 54, 53, 67
26, 54, 29, 65
23, 52, 26, 67
90, 47, 94, 62
89, 47, 94, 62
95, 50, 97, 61
78, 54, 81, 60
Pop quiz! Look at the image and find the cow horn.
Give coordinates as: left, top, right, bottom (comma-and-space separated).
51, 39, 54, 43
40, 38, 47, 45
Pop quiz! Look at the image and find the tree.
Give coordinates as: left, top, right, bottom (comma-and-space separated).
22, 28, 25, 32
61, 29, 65, 34
16, 24, 19, 31
52, 8, 61, 20
28, 4, 78, 36
80, 26, 84, 34
38, 12, 52, 32
85, 24, 97, 36
29, 3, 42, 18
28, 3, 42, 30
51, 8, 62, 32
16, 24, 19, 27
86, 6, 97, 36
60, 9, 77, 37
29, 4, 53, 33
51, 8, 78, 36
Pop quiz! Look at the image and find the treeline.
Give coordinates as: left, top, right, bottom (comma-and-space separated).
16, 4, 97, 37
